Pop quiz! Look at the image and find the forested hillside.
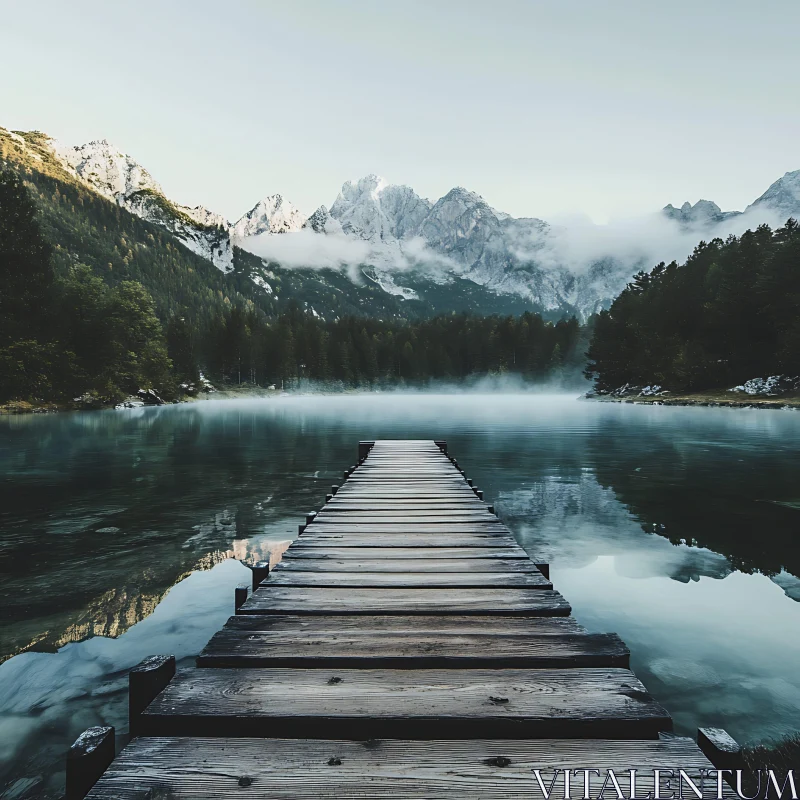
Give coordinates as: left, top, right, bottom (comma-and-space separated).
585, 220, 800, 392
0, 142, 583, 405
198, 306, 584, 388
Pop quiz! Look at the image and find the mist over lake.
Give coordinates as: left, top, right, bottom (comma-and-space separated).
1, 394, 800, 796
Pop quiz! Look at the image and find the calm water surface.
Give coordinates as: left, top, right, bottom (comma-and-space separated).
1, 394, 799, 797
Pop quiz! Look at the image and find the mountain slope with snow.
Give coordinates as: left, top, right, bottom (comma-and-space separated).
232, 195, 306, 238
15, 126, 800, 320
50, 138, 235, 272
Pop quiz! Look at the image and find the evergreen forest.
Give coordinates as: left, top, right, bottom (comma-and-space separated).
585, 221, 800, 392
0, 169, 584, 405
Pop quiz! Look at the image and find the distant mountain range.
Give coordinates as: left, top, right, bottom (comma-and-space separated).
4, 124, 800, 320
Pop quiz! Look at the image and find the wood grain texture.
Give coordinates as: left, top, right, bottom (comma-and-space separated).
272, 558, 541, 572
85, 737, 729, 800
262, 571, 552, 589
197, 629, 628, 669
303, 524, 510, 533
312, 514, 497, 522
281, 547, 531, 559
238, 586, 571, 616
292, 534, 521, 548
138, 667, 671, 739
205, 613, 584, 636
324, 503, 489, 510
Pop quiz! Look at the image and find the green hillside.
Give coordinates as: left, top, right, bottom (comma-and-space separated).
0, 128, 584, 404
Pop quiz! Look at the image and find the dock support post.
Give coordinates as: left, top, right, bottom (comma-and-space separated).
358, 441, 375, 461
476, 489, 484, 500
434, 440, 447, 454
250, 560, 270, 590
331, 484, 339, 496
65, 726, 115, 800
129, 655, 176, 736
535, 562, 550, 580
697, 728, 744, 772
235, 586, 249, 612
305, 512, 317, 526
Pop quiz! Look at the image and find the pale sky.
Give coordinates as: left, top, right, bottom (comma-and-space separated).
1, 0, 798, 223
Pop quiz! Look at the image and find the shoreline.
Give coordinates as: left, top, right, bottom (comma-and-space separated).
4, 387, 800, 415
587, 389, 800, 410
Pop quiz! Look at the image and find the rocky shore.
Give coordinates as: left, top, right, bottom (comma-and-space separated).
586, 375, 800, 409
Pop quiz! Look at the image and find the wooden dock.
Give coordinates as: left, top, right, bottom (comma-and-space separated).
68, 440, 741, 798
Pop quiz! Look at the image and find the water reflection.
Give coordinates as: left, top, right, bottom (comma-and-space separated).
555, 557, 800, 744
1, 395, 799, 797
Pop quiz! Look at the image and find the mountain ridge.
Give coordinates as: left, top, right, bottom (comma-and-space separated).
5, 124, 799, 321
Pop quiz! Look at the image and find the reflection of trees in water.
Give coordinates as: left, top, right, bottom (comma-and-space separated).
2, 539, 292, 664
449, 423, 800, 592
587, 432, 800, 583
0, 405, 351, 664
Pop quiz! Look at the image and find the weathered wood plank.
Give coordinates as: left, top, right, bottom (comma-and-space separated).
263, 571, 552, 589
238, 586, 571, 616
301, 526, 512, 535
324, 503, 489, 510
205, 613, 585, 635
332, 493, 480, 500
291, 535, 521, 548
138, 667, 671, 739
198, 628, 627, 669
304, 523, 508, 532
85, 736, 728, 800
311, 515, 498, 524
273, 558, 540, 572
281, 547, 530, 559
314, 510, 495, 517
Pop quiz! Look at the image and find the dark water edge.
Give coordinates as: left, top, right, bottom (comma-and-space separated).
1, 394, 799, 798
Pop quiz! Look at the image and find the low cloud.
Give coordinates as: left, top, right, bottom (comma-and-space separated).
239, 204, 793, 286
240, 229, 371, 270
239, 230, 458, 278
507, 205, 791, 276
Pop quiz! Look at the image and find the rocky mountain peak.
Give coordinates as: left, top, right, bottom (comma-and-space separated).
662, 198, 739, 227
747, 169, 800, 219
329, 175, 431, 242
303, 205, 343, 235
232, 195, 306, 239
51, 138, 161, 202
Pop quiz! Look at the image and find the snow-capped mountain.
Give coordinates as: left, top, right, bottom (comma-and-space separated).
746, 169, 800, 219
303, 205, 343, 235
51, 139, 234, 272
320, 177, 635, 315
37, 132, 800, 319
330, 175, 432, 242
662, 199, 741, 228
232, 195, 306, 238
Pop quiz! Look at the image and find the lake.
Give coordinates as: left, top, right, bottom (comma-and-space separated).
1, 394, 799, 797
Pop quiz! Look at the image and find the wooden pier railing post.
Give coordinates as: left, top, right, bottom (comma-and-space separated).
129, 656, 175, 736
535, 562, 550, 580
697, 727, 744, 772
358, 441, 375, 461
234, 586, 249, 612
65, 726, 115, 800
250, 561, 270, 591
